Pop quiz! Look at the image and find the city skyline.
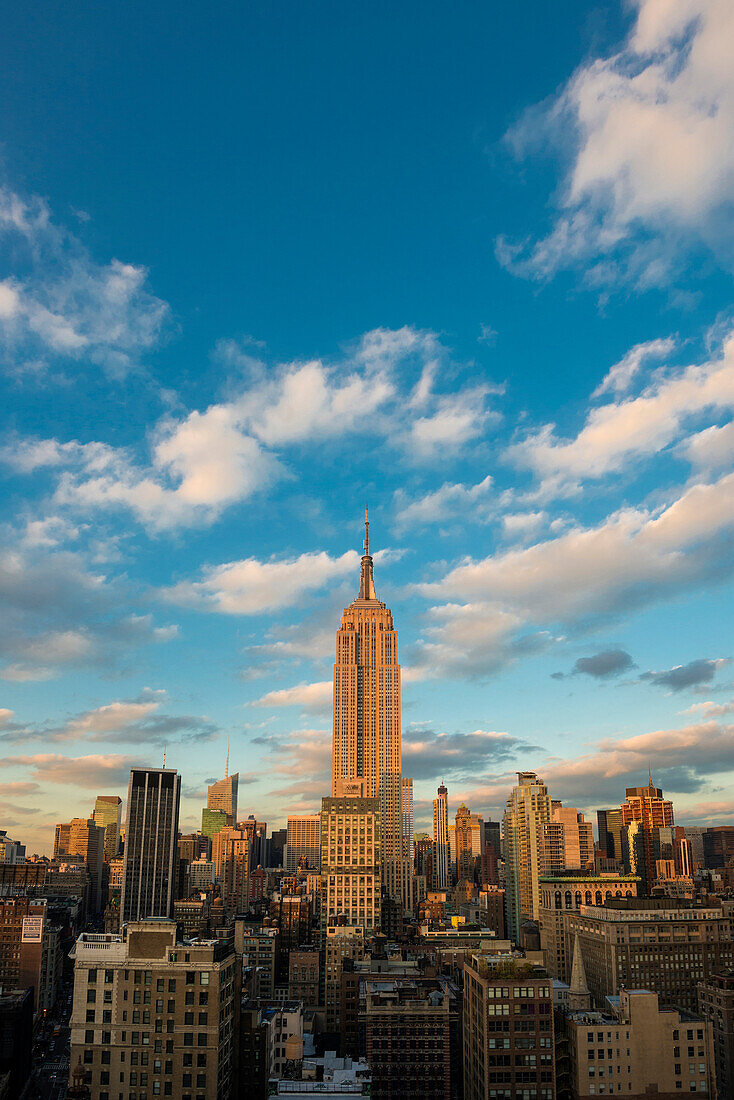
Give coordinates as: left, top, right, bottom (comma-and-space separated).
2, 0, 734, 856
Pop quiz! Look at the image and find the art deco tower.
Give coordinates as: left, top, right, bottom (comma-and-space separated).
332, 511, 404, 903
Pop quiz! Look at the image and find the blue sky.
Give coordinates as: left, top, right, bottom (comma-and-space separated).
2, 0, 734, 853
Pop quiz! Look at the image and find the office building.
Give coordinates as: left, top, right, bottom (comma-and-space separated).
211, 826, 250, 915
565, 987, 716, 1098
433, 784, 450, 890
332, 512, 405, 903
563, 898, 734, 1013
698, 970, 734, 1097
69, 920, 235, 1100
538, 872, 639, 980
320, 794, 380, 932
201, 808, 228, 842
503, 772, 552, 942
463, 955, 555, 1100
120, 767, 180, 923
285, 815, 321, 873
363, 977, 457, 1100
206, 764, 238, 826
53, 817, 106, 913
235, 921, 278, 999
92, 796, 122, 863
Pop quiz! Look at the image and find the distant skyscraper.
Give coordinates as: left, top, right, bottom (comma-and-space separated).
597, 807, 624, 863
212, 825, 250, 915
92, 795, 122, 862
332, 511, 405, 903
207, 749, 238, 825
503, 771, 551, 942
620, 774, 674, 891
120, 768, 181, 923
432, 784, 449, 889
453, 804, 483, 883
53, 817, 106, 913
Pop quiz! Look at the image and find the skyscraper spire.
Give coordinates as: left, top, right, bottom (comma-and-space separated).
358, 506, 377, 600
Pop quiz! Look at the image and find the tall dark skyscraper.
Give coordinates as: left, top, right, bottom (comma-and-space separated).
121, 768, 181, 923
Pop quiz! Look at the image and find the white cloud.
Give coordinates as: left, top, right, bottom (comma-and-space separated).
9, 327, 499, 531
0, 185, 169, 377
507, 329, 734, 491
500, 0, 734, 286
252, 681, 333, 710
683, 420, 734, 470
415, 470, 734, 677
394, 476, 493, 531
163, 550, 359, 614
593, 337, 677, 396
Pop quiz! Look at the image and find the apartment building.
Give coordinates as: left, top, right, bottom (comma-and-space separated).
69, 919, 235, 1100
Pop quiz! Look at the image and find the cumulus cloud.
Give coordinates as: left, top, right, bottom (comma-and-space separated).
6, 327, 501, 531
421, 470, 734, 625
683, 420, 734, 471
499, 0, 734, 287
507, 329, 734, 492
686, 698, 734, 719
415, 470, 734, 679
163, 551, 359, 615
0, 184, 169, 377
640, 657, 730, 692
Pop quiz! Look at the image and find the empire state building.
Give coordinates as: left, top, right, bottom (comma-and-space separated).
332, 511, 404, 903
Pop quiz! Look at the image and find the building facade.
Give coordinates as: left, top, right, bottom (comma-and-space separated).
565, 988, 716, 1099
563, 899, 734, 1014
284, 815, 321, 873
463, 955, 555, 1100
320, 795, 380, 932
538, 873, 639, 981
69, 920, 235, 1100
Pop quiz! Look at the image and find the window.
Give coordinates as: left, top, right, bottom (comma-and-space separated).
186, 972, 195, 985
199, 972, 209, 986
88, 970, 97, 983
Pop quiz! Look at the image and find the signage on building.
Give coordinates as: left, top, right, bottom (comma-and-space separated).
22, 916, 44, 942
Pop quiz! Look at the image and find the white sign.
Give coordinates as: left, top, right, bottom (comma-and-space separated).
22, 916, 44, 942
